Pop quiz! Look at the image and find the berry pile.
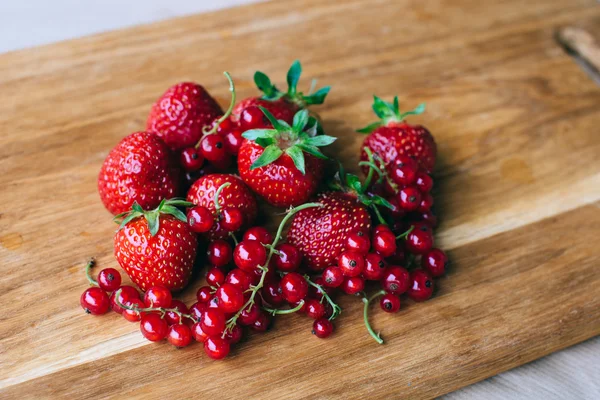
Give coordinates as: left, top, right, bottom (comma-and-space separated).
84, 60, 448, 359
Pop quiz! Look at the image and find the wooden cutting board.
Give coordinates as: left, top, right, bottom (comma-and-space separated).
1, 0, 599, 398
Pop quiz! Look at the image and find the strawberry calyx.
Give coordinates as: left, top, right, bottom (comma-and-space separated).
241, 107, 336, 175
114, 198, 194, 237
253, 60, 330, 108
357, 96, 425, 134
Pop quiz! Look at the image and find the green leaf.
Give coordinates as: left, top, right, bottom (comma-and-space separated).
303, 86, 330, 105
145, 211, 160, 236
305, 117, 320, 137
305, 135, 336, 147
256, 137, 275, 148
356, 121, 382, 134
250, 145, 283, 170
292, 109, 309, 132
254, 71, 277, 98
393, 96, 399, 113
258, 106, 285, 130
371, 195, 393, 210
286, 60, 302, 95
132, 202, 144, 213
285, 146, 306, 175
242, 129, 277, 141
164, 198, 194, 208
118, 212, 142, 231
277, 119, 291, 130
161, 205, 188, 223
346, 174, 363, 193
399, 103, 426, 119
297, 144, 328, 160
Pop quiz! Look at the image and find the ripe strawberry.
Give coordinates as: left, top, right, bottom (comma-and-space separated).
98, 131, 181, 215
288, 191, 372, 270
358, 97, 436, 173
147, 82, 223, 150
114, 199, 198, 291
186, 173, 257, 239
238, 108, 336, 207
232, 60, 330, 127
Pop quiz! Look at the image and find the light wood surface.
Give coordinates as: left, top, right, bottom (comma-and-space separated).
1, 0, 600, 398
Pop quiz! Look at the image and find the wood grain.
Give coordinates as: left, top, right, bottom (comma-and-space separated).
1, 0, 600, 398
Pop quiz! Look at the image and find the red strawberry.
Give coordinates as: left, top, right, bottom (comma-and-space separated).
359, 97, 436, 173
238, 108, 336, 207
287, 191, 372, 270
232, 60, 330, 128
114, 199, 198, 292
98, 131, 181, 215
186, 173, 257, 239
147, 82, 223, 150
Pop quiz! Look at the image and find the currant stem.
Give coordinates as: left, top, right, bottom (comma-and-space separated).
304, 276, 342, 321
229, 232, 239, 246
262, 300, 305, 316
372, 205, 387, 226
213, 182, 231, 214
361, 147, 384, 190
362, 289, 387, 345
84, 258, 98, 287
396, 225, 414, 240
200, 71, 236, 138
113, 289, 198, 324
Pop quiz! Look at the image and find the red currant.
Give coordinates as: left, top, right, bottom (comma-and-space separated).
374, 224, 392, 234
200, 134, 229, 162
196, 286, 212, 303
204, 336, 230, 360
221, 207, 244, 232
341, 276, 365, 295
207, 267, 227, 288
381, 266, 410, 294
188, 206, 214, 233
201, 309, 226, 336
216, 117, 234, 135
215, 283, 244, 313
140, 313, 168, 341
345, 231, 370, 255
390, 155, 418, 186
189, 302, 207, 321
422, 248, 448, 277
167, 324, 193, 347
305, 298, 326, 319
243, 226, 273, 244
122, 298, 144, 322
415, 170, 433, 193
251, 312, 271, 332
192, 321, 209, 343
372, 229, 397, 258
280, 272, 309, 303
225, 268, 252, 291
110, 285, 140, 314
312, 318, 334, 338
180, 147, 205, 171
233, 240, 267, 273
164, 300, 190, 325
337, 251, 365, 277
223, 130, 244, 155
240, 105, 269, 130
380, 293, 401, 313
144, 286, 172, 308
419, 210, 438, 228
418, 193, 434, 212
80, 287, 110, 315
407, 269, 434, 302
274, 243, 302, 272
322, 266, 344, 288
398, 186, 422, 212
207, 296, 220, 309
207, 239, 233, 267
262, 279, 285, 306
386, 196, 406, 219
387, 240, 406, 264
363, 253, 387, 280
406, 224, 434, 255
223, 324, 243, 344
97, 268, 122, 292
238, 303, 261, 325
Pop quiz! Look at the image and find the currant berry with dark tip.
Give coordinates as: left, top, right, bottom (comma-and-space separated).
390, 155, 418, 186
381, 266, 410, 295
372, 229, 397, 258
380, 293, 401, 313
207, 239, 233, 267
243, 226, 273, 245
341, 276, 365, 295
238, 303, 261, 326
406, 224, 434, 255
140, 313, 168, 341
251, 312, 271, 332
110, 285, 140, 314
312, 318, 334, 338
144, 286, 172, 308
180, 147, 205, 172
346, 231, 371, 255
422, 248, 448, 277
188, 206, 214, 233
415, 170, 433, 193
201, 308, 226, 336
215, 283, 244, 313
407, 269, 434, 302
189, 302, 207, 321
97, 268, 122, 292
418, 193, 434, 213
196, 286, 212, 303
274, 243, 302, 272
262, 279, 285, 306
363, 253, 388, 281
204, 336, 230, 360
305, 298, 326, 320
200, 134, 229, 163
167, 324, 193, 347
233, 240, 267, 273
398, 186, 422, 212
322, 266, 344, 288
337, 251, 365, 277
80, 287, 110, 315
280, 272, 309, 303
164, 300, 190, 325
221, 207, 244, 232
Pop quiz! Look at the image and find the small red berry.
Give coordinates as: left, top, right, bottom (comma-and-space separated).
189, 302, 207, 321
390, 155, 418, 186
206, 267, 226, 287
251, 312, 271, 332
373, 224, 392, 235
407, 269, 434, 302
180, 147, 205, 172
274, 243, 302, 272
381, 266, 410, 295
216, 117, 234, 135
215, 283, 244, 313
225, 269, 252, 292
419, 210, 438, 228
110, 285, 140, 314
140, 313, 168, 341
422, 248, 448, 277
415, 170, 433, 193
341, 276, 365, 295
188, 206, 214, 233
322, 266, 344, 288
240, 105, 269, 130
345, 231, 370, 255
243, 226, 273, 245
233, 240, 267, 273
238, 303, 261, 326
167, 324, 193, 347
363, 253, 387, 280
97, 268, 122, 292
196, 286, 212, 303
200, 134, 229, 162
144, 286, 172, 308
280, 272, 309, 303
380, 293, 401, 313
398, 186, 422, 212
164, 300, 190, 325
207, 296, 220, 309
406, 225, 434, 255
201, 308, 226, 336
192, 321, 209, 342
204, 336, 230, 360
262, 279, 285, 306
80, 287, 110, 315
223, 130, 244, 155
221, 207, 244, 232
372, 229, 397, 258
223, 324, 243, 344
207, 240, 233, 267
418, 193, 434, 212
305, 298, 326, 320
122, 298, 144, 322
337, 251, 365, 277
312, 318, 334, 338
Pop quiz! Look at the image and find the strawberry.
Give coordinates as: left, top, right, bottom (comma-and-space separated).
358, 97, 436, 173
238, 107, 336, 207
114, 199, 198, 292
186, 173, 257, 239
232, 60, 330, 127
98, 131, 181, 215
147, 82, 223, 150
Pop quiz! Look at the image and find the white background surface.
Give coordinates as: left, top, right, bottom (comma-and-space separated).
1, 1, 598, 398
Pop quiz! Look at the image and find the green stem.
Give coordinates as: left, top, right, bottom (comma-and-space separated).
396, 225, 414, 240
372, 205, 387, 226
305, 276, 342, 320
84, 258, 98, 287
229, 232, 239, 246
198, 71, 236, 141
113, 289, 198, 324
361, 147, 384, 189
213, 182, 231, 214
263, 300, 305, 316
362, 290, 387, 345
224, 202, 323, 334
